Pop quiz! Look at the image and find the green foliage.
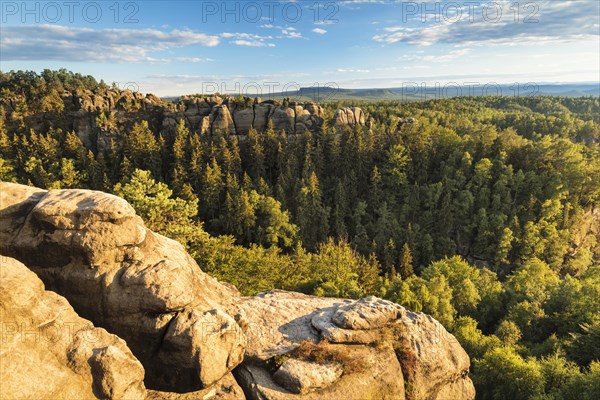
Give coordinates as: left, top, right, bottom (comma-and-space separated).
453, 316, 501, 359
307, 239, 381, 298
567, 321, 600, 367
296, 172, 330, 251
114, 169, 199, 244
474, 347, 544, 400
0, 157, 17, 182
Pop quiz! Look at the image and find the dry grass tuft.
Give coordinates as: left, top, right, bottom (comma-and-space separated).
271, 340, 364, 375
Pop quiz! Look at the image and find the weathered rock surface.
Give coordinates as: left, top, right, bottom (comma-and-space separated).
0, 256, 146, 399
333, 107, 366, 130
273, 359, 343, 394
165, 97, 327, 136
332, 296, 401, 330
271, 106, 296, 133
235, 290, 475, 400
253, 103, 275, 131
0, 182, 474, 400
0, 181, 246, 392
209, 104, 237, 135
63, 88, 164, 151
233, 107, 256, 135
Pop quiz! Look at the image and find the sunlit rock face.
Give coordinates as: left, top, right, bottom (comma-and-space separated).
0, 181, 246, 392
0, 256, 147, 400
235, 291, 475, 400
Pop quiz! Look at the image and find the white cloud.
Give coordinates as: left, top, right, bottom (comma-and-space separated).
373, 1, 599, 46
0, 25, 287, 61
258, 23, 304, 39
402, 49, 471, 63
173, 57, 213, 63
232, 39, 276, 47
312, 28, 328, 35
337, 68, 370, 73
281, 29, 302, 39
220, 32, 275, 47
0, 24, 219, 62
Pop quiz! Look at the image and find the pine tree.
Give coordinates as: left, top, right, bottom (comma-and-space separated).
331, 181, 348, 238
171, 120, 189, 192
59, 158, 81, 188
246, 128, 265, 181
369, 166, 383, 212
200, 158, 224, 222
123, 121, 161, 177
399, 242, 414, 279
296, 172, 330, 251
383, 238, 397, 276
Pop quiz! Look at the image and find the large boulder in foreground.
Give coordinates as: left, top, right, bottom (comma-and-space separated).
0, 182, 246, 392
235, 291, 475, 400
0, 256, 146, 400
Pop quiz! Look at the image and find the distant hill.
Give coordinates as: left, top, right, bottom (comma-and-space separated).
265, 83, 600, 102
164, 83, 599, 103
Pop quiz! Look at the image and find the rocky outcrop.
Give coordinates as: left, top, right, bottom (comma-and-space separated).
273, 359, 343, 394
0, 181, 246, 392
235, 291, 474, 400
0, 256, 146, 399
11, 88, 370, 152
171, 97, 324, 136
61, 89, 165, 151
271, 106, 296, 133
0, 182, 474, 400
333, 107, 366, 130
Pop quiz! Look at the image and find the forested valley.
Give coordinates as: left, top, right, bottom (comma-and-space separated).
1, 70, 599, 400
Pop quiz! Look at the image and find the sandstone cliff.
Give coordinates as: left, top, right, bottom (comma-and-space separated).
0, 182, 245, 392
0, 181, 474, 400
0, 256, 146, 399
13, 88, 367, 153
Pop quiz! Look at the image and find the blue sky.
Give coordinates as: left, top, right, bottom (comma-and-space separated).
1, 0, 599, 96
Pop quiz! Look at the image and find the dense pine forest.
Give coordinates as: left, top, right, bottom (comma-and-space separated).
1, 70, 599, 400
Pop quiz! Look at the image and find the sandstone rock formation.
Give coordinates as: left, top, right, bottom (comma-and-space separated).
273, 359, 343, 394
14, 88, 370, 153
0, 181, 246, 392
0, 256, 146, 400
235, 291, 474, 400
59, 88, 165, 151
333, 107, 366, 130
175, 97, 324, 136
0, 182, 474, 400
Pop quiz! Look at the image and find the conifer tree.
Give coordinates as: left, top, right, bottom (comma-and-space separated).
297, 172, 330, 251
399, 242, 414, 279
